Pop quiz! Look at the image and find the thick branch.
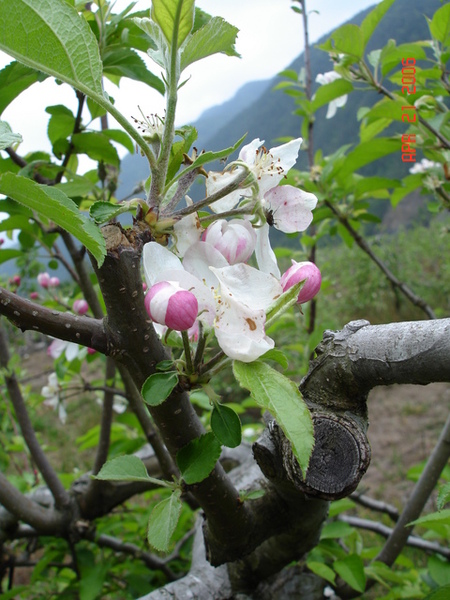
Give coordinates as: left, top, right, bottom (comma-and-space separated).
0, 287, 107, 353
301, 319, 450, 412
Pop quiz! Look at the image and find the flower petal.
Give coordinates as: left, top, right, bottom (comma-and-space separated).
183, 241, 228, 289
172, 197, 202, 257
254, 224, 281, 279
210, 262, 282, 312
265, 185, 317, 233
143, 242, 183, 287
205, 170, 246, 213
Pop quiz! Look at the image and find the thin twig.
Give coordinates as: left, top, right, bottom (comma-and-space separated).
338, 515, 450, 559
324, 200, 436, 319
350, 492, 399, 522
0, 322, 70, 510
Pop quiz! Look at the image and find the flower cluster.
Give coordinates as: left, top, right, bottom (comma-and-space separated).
143, 138, 321, 363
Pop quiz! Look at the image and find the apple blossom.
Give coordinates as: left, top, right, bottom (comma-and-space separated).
73, 299, 89, 315
47, 338, 80, 361
30, 292, 39, 300
37, 272, 51, 288
206, 138, 303, 212
145, 281, 199, 331
409, 158, 441, 174
11, 275, 21, 286
202, 219, 256, 264
280, 260, 322, 304
143, 241, 283, 362
42, 373, 67, 424
315, 71, 348, 119
49, 276, 60, 288
262, 185, 317, 234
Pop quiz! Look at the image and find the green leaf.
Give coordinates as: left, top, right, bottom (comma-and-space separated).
0, 121, 22, 150
176, 432, 221, 484
90, 201, 132, 224
180, 16, 240, 72
102, 129, 135, 155
102, 46, 165, 94
211, 404, 242, 448
312, 78, 353, 112
0, 173, 106, 266
260, 348, 289, 370
265, 279, 304, 328
327, 24, 364, 59
152, 0, 195, 49
71, 132, 120, 166
360, 0, 396, 46
320, 521, 354, 540
147, 489, 182, 552
0, 61, 47, 116
46, 105, 76, 147
233, 361, 314, 475
428, 555, 450, 587
409, 509, 450, 529
424, 584, 450, 600
337, 139, 401, 180
173, 133, 246, 182
307, 561, 336, 585
94, 455, 151, 482
333, 554, 366, 593
0, 0, 103, 98
0, 249, 23, 264
437, 482, 450, 511
239, 489, 266, 501
141, 371, 179, 407
428, 3, 450, 44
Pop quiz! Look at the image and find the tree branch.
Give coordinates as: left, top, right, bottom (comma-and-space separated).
0, 322, 71, 511
0, 287, 108, 353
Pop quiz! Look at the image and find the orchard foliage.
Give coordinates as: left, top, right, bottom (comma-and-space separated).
0, 0, 449, 598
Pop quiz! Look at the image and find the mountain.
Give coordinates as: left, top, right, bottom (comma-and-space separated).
116, 0, 442, 201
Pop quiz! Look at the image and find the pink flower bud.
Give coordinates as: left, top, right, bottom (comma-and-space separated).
37, 272, 51, 288
30, 291, 39, 300
145, 281, 198, 331
12, 275, 21, 286
202, 219, 256, 264
142, 282, 148, 291
73, 299, 89, 315
49, 277, 60, 288
87, 347, 96, 355
280, 260, 321, 304
0, 238, 4, 245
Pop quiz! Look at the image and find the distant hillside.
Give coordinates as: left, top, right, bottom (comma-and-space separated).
117, 0, 441, 207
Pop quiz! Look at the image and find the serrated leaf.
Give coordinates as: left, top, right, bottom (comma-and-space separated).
90, 201, 131, 224
102, 46, 164, 94
337, 139, 401, 180
141, 371, 178, 406
360, 0, 396, 46
0, 61, 47, 116
176, 432, 221, 484
437, 482, 450, 511
147, 489, 182, 552
211, 404, 241, 448
0, 173, 106, 266
233, 361, 314, 475
0, 121, 22, 150
152, 0, 195, 49
0, 0, 103, 98
409, 509, 450, 529
333, 554, 366, 593
102, 129, 135, 155
260, 348, 289, 370
71, 132, 120, 166
94, 455, 151, 482
180, 16, 240, 72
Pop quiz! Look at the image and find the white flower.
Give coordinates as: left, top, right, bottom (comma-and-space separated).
206, 138, 303, 212
315, 71, 348, 119
172, 196, 202, 257
143, 241, 282, 362
41, 373, 67, 424
95, 393, 128, 414
47, 339, 81, 361
409, 158, 441, 174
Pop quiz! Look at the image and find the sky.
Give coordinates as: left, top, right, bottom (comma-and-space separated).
0, 0, 381, 158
